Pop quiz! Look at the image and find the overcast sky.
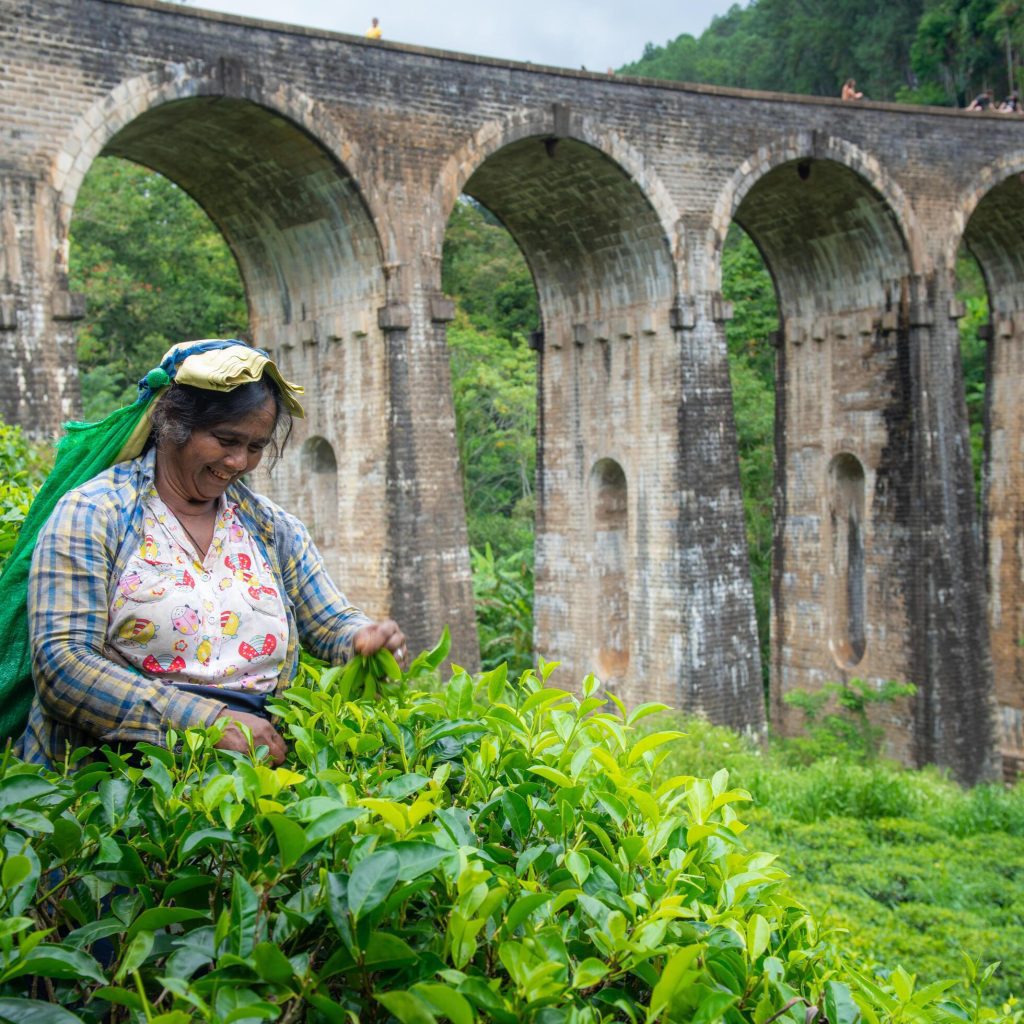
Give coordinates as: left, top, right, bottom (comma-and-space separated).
186, 1, 741, 73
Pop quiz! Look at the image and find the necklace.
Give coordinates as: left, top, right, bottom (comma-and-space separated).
176, 511, 215, 561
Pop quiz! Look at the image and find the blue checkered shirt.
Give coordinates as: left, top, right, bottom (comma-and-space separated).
17, 448, 370, 766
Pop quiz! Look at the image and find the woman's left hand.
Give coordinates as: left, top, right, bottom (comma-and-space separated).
353, 618, 408, 669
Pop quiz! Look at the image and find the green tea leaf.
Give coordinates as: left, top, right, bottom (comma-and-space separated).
501, 790, 531, 841
268, 812, 308, 870
348, 849, 400, 921
824, 980, 860, 1024
252, 941, 295, 985
0, 998, 86, 1023
446, 672, 475, 719
375, 990, 437, 1024
572, 958, 610, 989
0, 776, 56, 810
412, 983, 474, 1024
364, 931, 418, 968
115, 931, 154, 982
230, 874, 259, 958
1, 854, 32, 889
4, 945, 106, 984
127, 907, 207, 939
527, 765, 573, 788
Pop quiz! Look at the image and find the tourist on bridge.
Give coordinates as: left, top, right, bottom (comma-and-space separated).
841, 78, 863, 100
968, 89, 995, 110
1, 339, 406, 768
366, 16, 382, 39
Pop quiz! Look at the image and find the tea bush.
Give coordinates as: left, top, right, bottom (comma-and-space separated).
0, 420, 52, 568
653, 715, 1024, 1004
2, 653, 1017, 1023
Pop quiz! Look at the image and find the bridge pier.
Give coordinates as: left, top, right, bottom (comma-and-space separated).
0, 174, 82, 436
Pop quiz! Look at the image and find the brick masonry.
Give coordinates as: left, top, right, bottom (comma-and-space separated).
2, 0, 1021, 781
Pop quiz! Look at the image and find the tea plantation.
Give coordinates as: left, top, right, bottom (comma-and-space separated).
1, 421, 1021, 1021
0, 647, 1020, 1022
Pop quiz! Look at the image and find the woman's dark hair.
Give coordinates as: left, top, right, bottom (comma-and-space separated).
149, 377, 293, 466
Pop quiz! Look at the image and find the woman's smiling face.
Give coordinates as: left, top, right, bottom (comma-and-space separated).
159, 397, 277, 503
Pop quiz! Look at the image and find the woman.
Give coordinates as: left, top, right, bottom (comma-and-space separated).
14, 339, 404, 768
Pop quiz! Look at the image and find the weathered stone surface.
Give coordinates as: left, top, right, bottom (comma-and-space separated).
2, 0, 1020, 781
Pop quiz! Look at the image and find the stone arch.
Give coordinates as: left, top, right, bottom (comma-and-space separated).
435, 114, 677, 331
951, 154, 1024, 312
434, 110, 680, 262
707, 132, 920, 316
49, 64, 384, 335
51, 65, 378, 249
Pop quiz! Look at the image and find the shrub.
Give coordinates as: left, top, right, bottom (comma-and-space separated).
2, 653, 1015, 1022
0, 419, 52, 569
470, 543, 533, 676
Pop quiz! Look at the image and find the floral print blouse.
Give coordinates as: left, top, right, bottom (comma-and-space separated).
108, 487, 288, 693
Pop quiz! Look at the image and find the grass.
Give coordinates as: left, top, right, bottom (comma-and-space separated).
650, 713, 1024, 1005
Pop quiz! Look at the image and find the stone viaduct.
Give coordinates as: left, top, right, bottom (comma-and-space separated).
2, 0, 1022, 783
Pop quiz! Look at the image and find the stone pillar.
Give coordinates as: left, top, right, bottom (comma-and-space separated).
380, 276, 479, 668
984, 311, 1024, 778
534, 291, 764, 734
907, 279, 997, 783
772, 307, 917, 764
0, 175, 83, 436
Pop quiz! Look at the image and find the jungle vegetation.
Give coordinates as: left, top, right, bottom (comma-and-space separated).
620, 0, 1024, 109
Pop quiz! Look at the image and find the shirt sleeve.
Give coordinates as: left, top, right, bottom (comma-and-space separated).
273, 507, 372, 664
28, 489, 226, 746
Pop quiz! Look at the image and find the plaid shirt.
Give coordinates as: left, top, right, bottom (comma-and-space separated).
17, 448, 369, 766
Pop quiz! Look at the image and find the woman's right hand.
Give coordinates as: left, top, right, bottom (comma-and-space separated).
214, 709, 287, 765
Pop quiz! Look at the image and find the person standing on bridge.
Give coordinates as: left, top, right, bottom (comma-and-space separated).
366, 16, 382, 39
841, 78, 863, 101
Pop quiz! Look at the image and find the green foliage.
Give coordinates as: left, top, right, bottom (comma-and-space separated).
723, 227, 778, 690
623, 0, 1021, 107
654, 714, 1024, 1004
447, 314, 536, 554
3, 655, 1017, 1022
470, 544, 534, 676
906, 0, 1010, 106
69, 157, 248, 419
0, 421, 52, 569
443, 198, 539, 344
443, 198, 538, 562
781, 679, 919, 764
956, 248, 988, 503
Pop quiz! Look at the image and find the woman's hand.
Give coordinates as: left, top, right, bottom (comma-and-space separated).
214, 709, 287, 765
354, 618, 408, 668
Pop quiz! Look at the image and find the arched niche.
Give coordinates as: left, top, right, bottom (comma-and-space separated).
299, 435, 339, 552
826, 452, 867, 669
589, 458, 629, 686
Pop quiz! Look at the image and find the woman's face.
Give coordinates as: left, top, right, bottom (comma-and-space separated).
160, 397, 277, 503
